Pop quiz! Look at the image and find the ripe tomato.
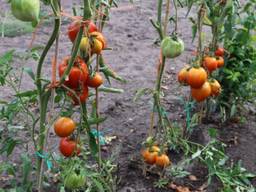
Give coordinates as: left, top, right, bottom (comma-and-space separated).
58, 56, 89, 89
215, 47, 225, 57
65, 172, 86, 190
216, 56, 224, 68
187, 67, 207, 88
67, 86, 89, 105
59, 137, 80, 157
155, 154, 170, 168
68, 17, 97, 42
54, 117, 76, 137
191, 81, 211, 102
178, 66, 189, 85
87, 72, 103, 88
203, 56, 218, 73
161, 36, 184, 58
90, 32, 107, 49
141, 149, 158, 165
210, 79, 221, 96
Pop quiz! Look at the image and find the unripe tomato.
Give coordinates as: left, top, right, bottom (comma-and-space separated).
59, 137, 80, 157
216, 56, 224, 68
87, 72, 104, 88
178, 66, 189, 85
54, 117, 76, 137
91, 39, 103, 55
67, 87, 89, 105
210, 79, 221, 96
215, 47, 225, 57
67, 18, 97, 42
187, 67, 207, 88
155, 154, 170, 168
65, 172, 86, 190
203, 56, 218, 73
191, 81, 211, 102
11, 0, 40, 25
90, 32, 107, 49
58, 56, 89, 89
80, 37, 90, 52
161, 36, 184, 58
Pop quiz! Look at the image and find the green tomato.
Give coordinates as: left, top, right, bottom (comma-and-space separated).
11, 0, 40, 25
64, 173, 86, 190
161, 36, 184, 58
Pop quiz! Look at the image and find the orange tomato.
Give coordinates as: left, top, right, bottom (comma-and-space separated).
54, 117, 76, 137
178, 66, 189, 85
216, 56, 224, 68
191, 81, 212, 102
215, 47, 225, 57
87, 72, 103, 88
210, 79, 221, 96
90, 31, 106, 49
187, 67, 207, 88
155, 154, 170, 168
141, 149, 158, 164
203, 56, 218, 73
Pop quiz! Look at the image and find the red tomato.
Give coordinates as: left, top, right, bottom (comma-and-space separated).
87, 72, 103, 88
215, 47, 225, 57
59, 137, 80, 157
67, 86, 89, 105
67, 17, 97, 42
58, 56, 89, 89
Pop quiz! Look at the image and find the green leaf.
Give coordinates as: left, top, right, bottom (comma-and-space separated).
133, 88, 153, 102
230, 104, 237, 117
208, 128, 217, 138
91, 178, 104, 192
89, 132, 98, 156
15, 90, 37, 98
191, 150, 201, 159
88, 117, 107, 126
23, 67, 35, 80
98, 86, 124, 94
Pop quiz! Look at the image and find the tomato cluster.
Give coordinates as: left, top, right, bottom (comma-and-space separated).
177, 47, 225, 102
54, 117, 80, 157
141, 146, 170, 168
59, 20, 105, 105
67, 19, 106, 55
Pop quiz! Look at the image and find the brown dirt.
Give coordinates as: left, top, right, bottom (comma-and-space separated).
0, 0, 255, 191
